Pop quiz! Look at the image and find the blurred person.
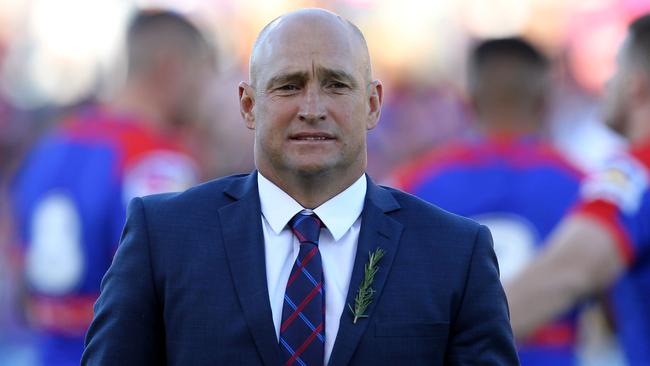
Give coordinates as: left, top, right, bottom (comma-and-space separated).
10, 9, 214, 366
506, 14, 650, 365
392, 37, 584, 365
0, 40, 64, 366
508, 15, 650, 365
82, 8, 518, 365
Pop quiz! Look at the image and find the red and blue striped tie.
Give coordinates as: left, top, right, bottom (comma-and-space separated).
279, 212, 325, 366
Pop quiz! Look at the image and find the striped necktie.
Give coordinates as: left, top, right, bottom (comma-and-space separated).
279, 212, 325, 366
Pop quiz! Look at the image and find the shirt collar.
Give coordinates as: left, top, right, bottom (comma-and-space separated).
257, 173, 367, 241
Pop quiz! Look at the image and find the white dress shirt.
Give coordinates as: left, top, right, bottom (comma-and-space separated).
258, 173, 366, 365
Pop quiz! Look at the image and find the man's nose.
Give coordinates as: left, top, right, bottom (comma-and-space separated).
297, 85, 326, 122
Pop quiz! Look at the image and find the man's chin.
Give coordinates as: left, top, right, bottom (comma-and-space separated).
293, 164, 332, 177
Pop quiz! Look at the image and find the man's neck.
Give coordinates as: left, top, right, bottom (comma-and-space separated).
110, 85, 169, 131
259, 169, 364, 209
477, 114, 542, 136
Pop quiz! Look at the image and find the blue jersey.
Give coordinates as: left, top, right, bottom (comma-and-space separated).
574, 141, 650, 365
393, 134, 583, 366
11, 105, 198, 366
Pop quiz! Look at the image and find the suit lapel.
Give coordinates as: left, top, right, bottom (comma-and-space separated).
219, 172, 280, 366
328, 178, 403, 366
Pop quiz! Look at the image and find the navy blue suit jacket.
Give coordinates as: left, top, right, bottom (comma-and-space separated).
82, 172, 518, 365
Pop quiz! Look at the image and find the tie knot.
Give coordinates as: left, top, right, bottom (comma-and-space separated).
289, 212, 322, 245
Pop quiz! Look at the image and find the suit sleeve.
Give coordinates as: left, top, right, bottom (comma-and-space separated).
82, 197, 165, 365
445, 225, 519, 365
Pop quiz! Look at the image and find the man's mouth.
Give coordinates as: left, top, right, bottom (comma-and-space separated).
294, 136, 329, 141
289, 133, 336, 141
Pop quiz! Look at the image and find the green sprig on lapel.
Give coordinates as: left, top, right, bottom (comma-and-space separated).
348, 248, 385, 324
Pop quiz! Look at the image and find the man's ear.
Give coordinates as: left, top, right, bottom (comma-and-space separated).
239, 82, 256, 130
366, 80, 383, 130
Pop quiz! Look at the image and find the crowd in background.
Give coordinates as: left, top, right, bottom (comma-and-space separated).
1, 0, 649, 365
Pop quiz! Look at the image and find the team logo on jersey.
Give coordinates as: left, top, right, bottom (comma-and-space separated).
581, 154, 648, 214
122, 150, 199, 205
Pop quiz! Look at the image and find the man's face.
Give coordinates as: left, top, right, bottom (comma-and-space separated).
240, 17, 381, 182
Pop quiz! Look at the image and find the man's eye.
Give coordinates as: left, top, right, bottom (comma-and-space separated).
327, 81, 348, 89
278, 84, 298, 91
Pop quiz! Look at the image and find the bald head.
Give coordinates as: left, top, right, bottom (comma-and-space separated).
249, 8, 371, 89
237, 8, 383, 205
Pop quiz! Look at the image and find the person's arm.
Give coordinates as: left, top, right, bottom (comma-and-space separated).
505, 214, 626, 341
82, 197, 165, 365
445, 225, 520, 365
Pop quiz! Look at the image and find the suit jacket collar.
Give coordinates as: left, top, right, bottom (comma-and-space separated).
223, 171, 258, 201
220, 172, 403, 366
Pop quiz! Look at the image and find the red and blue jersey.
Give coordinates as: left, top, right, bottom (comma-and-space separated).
573, 140, 650, 365
11, 104, 198, 366
393, 134, 583, 366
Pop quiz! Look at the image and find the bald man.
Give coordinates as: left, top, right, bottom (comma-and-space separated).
82, 9, 518, 365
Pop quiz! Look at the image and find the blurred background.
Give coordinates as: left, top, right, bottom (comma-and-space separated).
1, 0, 648, 365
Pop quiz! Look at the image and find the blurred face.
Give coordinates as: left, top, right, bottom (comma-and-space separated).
240, 15, 382, 183
603, 38, 634, 135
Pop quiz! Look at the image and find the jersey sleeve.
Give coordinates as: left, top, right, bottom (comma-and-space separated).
573, 153, 650, 265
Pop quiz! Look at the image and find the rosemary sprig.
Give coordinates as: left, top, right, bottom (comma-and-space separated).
348, 248, 385, 324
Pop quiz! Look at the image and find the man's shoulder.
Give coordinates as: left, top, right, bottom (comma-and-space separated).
377, 184, 489, 263
138, 173, 252, 213
379, 184, 481, 233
